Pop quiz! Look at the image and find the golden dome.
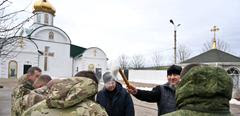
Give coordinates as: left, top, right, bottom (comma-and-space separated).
33, 0, 56, 15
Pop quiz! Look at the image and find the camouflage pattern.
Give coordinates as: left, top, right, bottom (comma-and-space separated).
23, 86, 49, 111
163, 66, 233, 116
11, 74, 35, 116
22, 77, 108, 116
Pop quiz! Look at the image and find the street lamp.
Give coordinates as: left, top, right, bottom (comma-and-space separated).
170, 19, 180, 64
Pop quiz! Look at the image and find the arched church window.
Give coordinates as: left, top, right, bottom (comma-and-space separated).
8, 60, 18, 78
227, 67, 240, 89
44, 14, 49, 24
49, 31, 54, 39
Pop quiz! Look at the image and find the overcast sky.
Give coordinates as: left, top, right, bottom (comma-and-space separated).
10, 0, 240, 65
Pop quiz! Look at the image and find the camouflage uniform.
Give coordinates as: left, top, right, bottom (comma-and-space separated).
163, 66, 233, 116
11, 74, 35, 116
22, 86, 49, 111
22, 77, 108, 116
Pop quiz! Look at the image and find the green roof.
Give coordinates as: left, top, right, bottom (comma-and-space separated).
181, 49, 240, 63
70, 44, 86, 57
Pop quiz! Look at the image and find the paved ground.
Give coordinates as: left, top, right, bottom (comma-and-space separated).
0, 78, 239, 116
0, 78, 17, 116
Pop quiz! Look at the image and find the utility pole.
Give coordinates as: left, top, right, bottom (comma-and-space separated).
170, 19, 180, 64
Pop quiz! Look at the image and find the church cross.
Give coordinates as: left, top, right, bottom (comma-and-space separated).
210, 25, 219, 49
44, 46, 54, 71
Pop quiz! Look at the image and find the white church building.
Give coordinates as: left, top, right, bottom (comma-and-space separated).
0, 0, 108, 79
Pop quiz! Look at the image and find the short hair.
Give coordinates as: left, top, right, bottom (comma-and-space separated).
35, 75, 52, 85
167, 65, 182, 76
75, 71, 98, 84
103, 72, 115, 83
27, 67, 42, 75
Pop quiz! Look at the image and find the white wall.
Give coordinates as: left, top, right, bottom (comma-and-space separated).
32, 28, 72, 78
117, 70, 168, 84
32, 27, 70, 44
0, 39, 39, 78
73, 47, 108, 79
36, 42, 72, 78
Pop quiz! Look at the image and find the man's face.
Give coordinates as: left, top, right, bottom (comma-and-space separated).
104, 80, 116, 91
29, 70, 41, 82
167, 74, 181, 86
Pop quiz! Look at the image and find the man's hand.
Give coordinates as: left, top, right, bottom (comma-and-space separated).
127, 84, 138, 95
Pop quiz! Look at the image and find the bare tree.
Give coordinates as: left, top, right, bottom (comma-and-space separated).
202, 39, 230, 52
130, 55, 145, 69
177, 44, 191, 63
117, 54, 129, 69
151, 51, 162, 68
0, 0, 33, 59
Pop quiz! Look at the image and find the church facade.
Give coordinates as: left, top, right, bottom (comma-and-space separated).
0, 0, 108, 79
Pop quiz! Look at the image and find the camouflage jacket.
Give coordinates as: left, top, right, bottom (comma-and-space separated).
22, 77, 108, 116
163, 66, 233, 116
11, 74, 35, 116
12, 75, 35, 101
22, 86, 49, 111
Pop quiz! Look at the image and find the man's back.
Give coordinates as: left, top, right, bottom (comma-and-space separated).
22, 77, 108, 116
164, 110, 231, 116
22, 99, 107, 116
163, 66, 233, 116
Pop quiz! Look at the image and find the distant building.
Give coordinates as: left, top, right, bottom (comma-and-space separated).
180, 26, 240, 90
0, 0, 108, 79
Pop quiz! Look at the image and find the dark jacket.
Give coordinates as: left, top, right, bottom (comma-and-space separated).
96, 82, 134, 116
134, 83, 176, 115
163, 66, 233, 116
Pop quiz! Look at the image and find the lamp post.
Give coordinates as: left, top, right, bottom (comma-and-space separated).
170, 19, 180, 64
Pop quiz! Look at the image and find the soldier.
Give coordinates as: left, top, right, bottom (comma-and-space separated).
46, 79, 61, 89
12, 75, 51, 116
97, 72, 134, 116
163, 64, 233, 116
128, 65, 182, 115
22, 71, 108, 116
17, 67, 42, 85
33, 74, 52, 89
23, 75, 52, 109
11, 67, 42, 116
